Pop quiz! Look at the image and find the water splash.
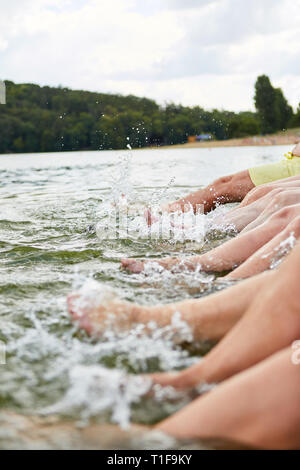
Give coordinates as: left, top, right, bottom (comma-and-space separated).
93, 146, 235, 246
133, 260, 215, 295
268, 232, 296, 269
42, 365, 152, 428
2, 287, 198, 423
95, 201, 235, 245
69, 278, 193, 342
0, 148, 246, 436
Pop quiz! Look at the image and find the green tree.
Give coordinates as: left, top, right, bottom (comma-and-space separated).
5, 79, 295, 154
275, 88, 293, 130
227, 112, 260, 139
289, 103, 300, 128
254, 75, 280, 134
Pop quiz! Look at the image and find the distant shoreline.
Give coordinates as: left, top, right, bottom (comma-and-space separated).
1, 129, 299, 156
157, 129, 300, 150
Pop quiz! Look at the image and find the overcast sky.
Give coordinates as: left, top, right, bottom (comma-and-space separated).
1, 0, 299, 111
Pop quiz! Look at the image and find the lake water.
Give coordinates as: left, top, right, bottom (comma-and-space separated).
0, 144, 292, 438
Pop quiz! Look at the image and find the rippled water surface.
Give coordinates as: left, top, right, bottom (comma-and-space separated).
0, 145, 290, 427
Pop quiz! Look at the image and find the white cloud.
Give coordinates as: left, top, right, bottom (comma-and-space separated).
166, 0, 219, 9
98, 74, 257, 111
0, 0, 299, 111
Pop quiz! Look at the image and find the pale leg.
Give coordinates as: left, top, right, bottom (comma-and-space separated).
226, 215, 300, 279
68, 271, 270, 341
156, 348, 300, 450
151, 242, 300, 387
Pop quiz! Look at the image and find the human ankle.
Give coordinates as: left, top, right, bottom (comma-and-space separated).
175, 360, 209, 388
130, 304, 156, 325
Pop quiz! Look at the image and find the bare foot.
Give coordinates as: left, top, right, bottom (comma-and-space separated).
144, 203, 183, 226
121, 257, 199, 274
144, 208, 159, 226
67, 283, 139, 336
148, 367, 205, 390
121, 258, 146, 273
149, 371, 186, 388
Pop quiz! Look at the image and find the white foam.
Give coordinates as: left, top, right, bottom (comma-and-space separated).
42, 364, 152, 428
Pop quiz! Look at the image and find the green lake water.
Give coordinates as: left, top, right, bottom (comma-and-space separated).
0, 144, 291, 428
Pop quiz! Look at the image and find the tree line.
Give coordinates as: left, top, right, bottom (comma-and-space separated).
0, 76, 299, 154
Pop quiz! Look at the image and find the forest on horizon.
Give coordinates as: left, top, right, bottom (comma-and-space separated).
0, 75, 299, 154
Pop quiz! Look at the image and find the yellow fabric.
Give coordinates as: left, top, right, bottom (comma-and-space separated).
249, 156, 300, 186
284, 151, 294, 159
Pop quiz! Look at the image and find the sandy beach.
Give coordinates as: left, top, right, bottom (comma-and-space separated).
160, 128, 300, 150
